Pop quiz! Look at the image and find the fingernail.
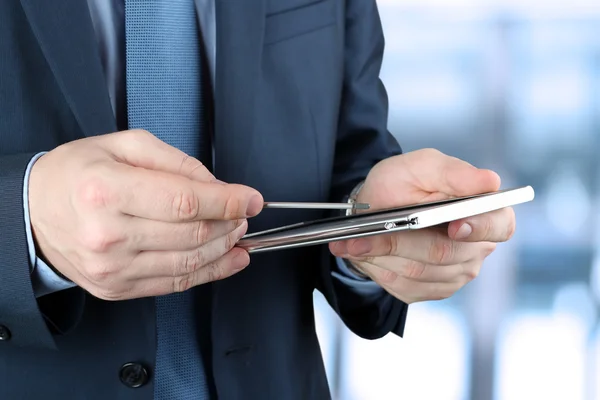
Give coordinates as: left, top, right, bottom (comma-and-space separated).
350, 239, 372, 255
455, 223, 472, 240
246, 195, 263, 217
331, 241, 347, 255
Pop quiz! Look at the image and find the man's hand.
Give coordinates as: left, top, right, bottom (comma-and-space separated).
329, 148, 515, 304
29, 130, 263, 301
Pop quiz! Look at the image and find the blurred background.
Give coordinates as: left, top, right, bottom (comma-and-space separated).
313, 0, 600, 399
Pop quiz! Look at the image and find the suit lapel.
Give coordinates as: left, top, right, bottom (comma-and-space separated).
19, 0, 116, 136
21, 0, 263, 155
213, 0, 266, 183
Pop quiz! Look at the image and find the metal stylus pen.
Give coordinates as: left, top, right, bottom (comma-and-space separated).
263, 202, 370, 211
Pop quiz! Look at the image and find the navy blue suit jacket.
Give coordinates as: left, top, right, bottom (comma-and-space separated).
0, 0, 407, 398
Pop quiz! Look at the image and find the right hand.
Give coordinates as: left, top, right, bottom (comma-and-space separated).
29, 130, 263, 301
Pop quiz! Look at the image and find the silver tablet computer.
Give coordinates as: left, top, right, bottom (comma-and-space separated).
237, 186, 535, 254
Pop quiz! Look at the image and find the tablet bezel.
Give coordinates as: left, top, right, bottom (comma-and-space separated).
237, 186, 534, 253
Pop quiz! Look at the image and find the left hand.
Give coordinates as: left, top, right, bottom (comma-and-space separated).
329, 148, 516, 304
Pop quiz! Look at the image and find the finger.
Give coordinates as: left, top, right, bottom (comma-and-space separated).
128, 220, 248, 278
126, 217, 245, 251
128, 247, 250, 299
350, 256, 468, 283
102, 129, 216, 182
357, 263, 468, 304
448, 207, 516, 242
102, 164, 263, 221
330, 229, 483, 266
383, 276, 468, 304
413, 149, 501, 196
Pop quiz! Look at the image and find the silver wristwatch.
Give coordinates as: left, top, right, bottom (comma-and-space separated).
343, 180, 370, 279
346, 180, 365, 216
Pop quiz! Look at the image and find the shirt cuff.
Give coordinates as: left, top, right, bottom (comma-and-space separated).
331, 256, 384, 297
23, 152, 77, 297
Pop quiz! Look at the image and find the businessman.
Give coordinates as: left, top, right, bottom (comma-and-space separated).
0, 0, 515, 399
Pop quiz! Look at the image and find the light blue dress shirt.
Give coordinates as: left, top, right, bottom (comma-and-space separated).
25, 0, 382, 298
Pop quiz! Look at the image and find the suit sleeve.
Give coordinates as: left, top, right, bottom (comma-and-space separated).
315, 0, 408, 340
0, 153, 85, 350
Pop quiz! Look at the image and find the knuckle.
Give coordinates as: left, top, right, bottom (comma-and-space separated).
387, 236, 399, 256
421, 148, 441, 159
481, 216, 494, 240
122, 129, 154, 149
173, 275, 193, 293
378, 269, 399, 285
194, 221, 212, 245
224, 230, 236, 251
76, 177, 113, 210
174, 253, 191, 277
172, 189, 200, 220
360, 255, 375, 265
465, 265, 481, 281
404, 260, 427, 280
128, 128, 152, 140
92, 286, 126, 301
175, 249, 205, 276
206, 262, 225, 282
179, 155, 206, 177
80, 227, 120, 253
84, 260, 115, 283
223, 195, 244, 219
429, 235, 454, 265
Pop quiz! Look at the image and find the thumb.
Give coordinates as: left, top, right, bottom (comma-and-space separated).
432, 155, 501, 196
100, 129, 216, 182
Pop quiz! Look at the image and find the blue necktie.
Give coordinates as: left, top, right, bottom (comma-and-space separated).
124, 1, 211, 399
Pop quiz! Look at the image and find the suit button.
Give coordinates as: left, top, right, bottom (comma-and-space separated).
119, 362, 149, 388
0, 325, 11, 341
